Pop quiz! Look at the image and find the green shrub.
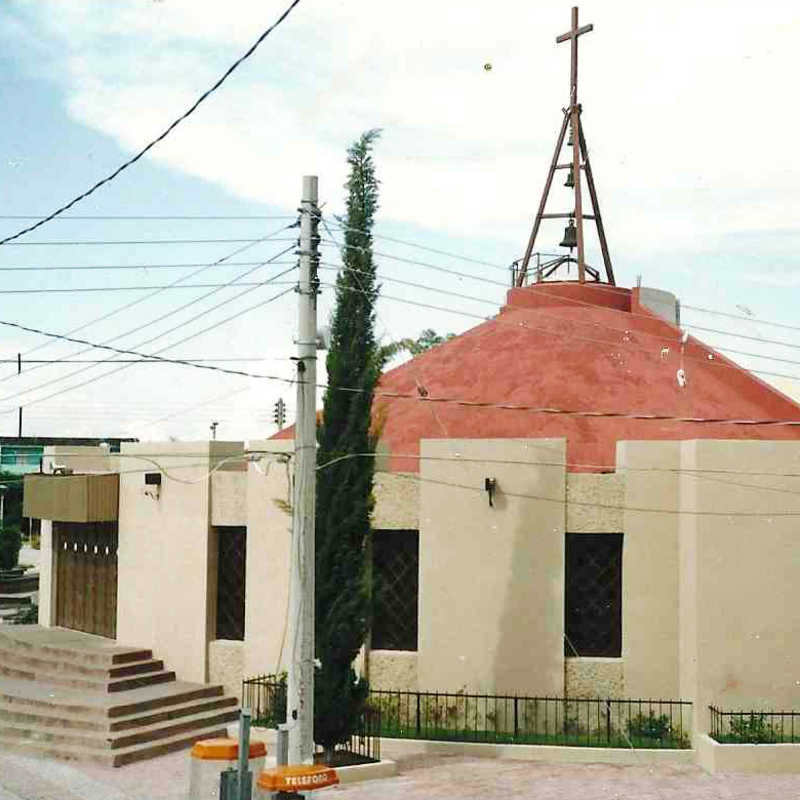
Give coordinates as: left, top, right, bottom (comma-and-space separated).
728, 713, 778, 743
627, 712, 672, 740
0, 526, 22, 570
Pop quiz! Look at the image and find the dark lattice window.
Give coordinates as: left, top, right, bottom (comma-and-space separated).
216, 526, 247, 640
565, 533, 622, 657
372, 530, 418, 651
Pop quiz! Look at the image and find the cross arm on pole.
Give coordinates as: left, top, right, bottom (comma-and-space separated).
556, 23, 592, 43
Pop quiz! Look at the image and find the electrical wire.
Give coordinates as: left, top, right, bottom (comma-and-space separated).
1, 318, 799, 428
315, 254, 800, 383
0, 285, 294, 410
317, 275, 800, 384
0, 0, 303, 245
0, 260, 292, 272
0, 215, 295, 221
9, 222, 296, 369
2, 240, 296, 390
0, 280, 297, 295
1, 237, 298, 246
320, 235, 800, 354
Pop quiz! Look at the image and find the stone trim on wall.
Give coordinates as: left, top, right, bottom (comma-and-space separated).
565, 657, 624, 699
209, 639, 245, 703
372, 473, 420, 530
368, 649, 419, 691
566, 473, 624, 533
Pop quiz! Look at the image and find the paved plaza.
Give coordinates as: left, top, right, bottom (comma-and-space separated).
2, 749, 800, 800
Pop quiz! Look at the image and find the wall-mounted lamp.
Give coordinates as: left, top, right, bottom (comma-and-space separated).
144, 471, 162, 500
484, 477, 497, 507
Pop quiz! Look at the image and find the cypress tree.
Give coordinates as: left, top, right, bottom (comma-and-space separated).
314, 129, 381, 757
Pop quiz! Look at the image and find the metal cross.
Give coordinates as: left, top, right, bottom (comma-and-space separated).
556, 6, 593, 108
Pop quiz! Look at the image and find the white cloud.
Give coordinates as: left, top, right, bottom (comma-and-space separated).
8, 0, 800, 257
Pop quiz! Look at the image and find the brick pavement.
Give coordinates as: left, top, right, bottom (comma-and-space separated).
2, 750, 800, 799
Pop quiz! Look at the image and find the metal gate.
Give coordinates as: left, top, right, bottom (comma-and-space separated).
55, 521, 118, 638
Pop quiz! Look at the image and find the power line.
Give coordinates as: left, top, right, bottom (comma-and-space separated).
0, 260, 292, 272
11, 223, 296, 367
326, 217, 508, 271
316, 272, 800, 384
321, 233, 800, 350
0, 286, 294, 409
0, 261, 296, 403
681, 304, 800, 335
0, 358, 285, 364
0, 215, 295, 221
0, 280, 297, 295
1, 317, 799, 428
321, 237, 800, 373
0, 0, 303, 245
1, 237, 298, 246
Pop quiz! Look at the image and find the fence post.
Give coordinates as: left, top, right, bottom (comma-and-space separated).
416, 692, 421, 736
514, 697, 519, 739
605, 700, 611, 744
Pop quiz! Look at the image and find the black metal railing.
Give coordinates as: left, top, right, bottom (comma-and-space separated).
241, 676, 381, 763
243, 675, 287, 729
709, 706, 800, 744
369, 690, 692, 749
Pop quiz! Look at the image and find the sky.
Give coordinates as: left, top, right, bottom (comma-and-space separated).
0, 0, 799, 443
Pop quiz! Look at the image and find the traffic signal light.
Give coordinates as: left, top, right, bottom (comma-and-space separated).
273, 398, 286, 429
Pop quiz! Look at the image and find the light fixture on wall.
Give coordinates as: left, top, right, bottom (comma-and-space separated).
484, 477, 497, 507
144, 472, 162, 501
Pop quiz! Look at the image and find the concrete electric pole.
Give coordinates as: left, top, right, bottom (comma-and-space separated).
287, 175, 320, 764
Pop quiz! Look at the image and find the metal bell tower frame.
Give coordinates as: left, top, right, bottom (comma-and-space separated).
515, 6, 615, 287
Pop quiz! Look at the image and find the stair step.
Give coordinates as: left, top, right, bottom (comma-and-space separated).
0, 707, 241, 750
0, 661, 176, 693
0, 693, 238, 733
109, 695, 239, 731
0, 644, 163, 680
0, 676, 225, 718
0, 723, 230, 767
0, 626, 152, 666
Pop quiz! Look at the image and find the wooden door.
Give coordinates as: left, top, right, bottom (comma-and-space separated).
55, 521, 118, 638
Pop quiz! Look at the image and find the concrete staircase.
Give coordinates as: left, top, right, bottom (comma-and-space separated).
0, 625, 239, 766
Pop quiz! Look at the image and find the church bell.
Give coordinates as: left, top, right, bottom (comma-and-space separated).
564, 164, 575, 188
560, 219, 578, 250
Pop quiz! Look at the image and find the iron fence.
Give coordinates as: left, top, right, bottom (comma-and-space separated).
241, 676, 381, 763
369, 690, 692, 749
709, 706, 800, 744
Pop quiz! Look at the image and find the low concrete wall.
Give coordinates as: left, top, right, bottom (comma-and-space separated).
380, 736, 694, 765
696, 733, 800, 774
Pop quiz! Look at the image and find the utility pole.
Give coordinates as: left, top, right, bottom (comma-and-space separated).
287, 175, 320, 764
17, 354, 21, 437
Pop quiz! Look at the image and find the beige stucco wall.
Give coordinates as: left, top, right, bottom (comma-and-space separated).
209, 639, 245, 703
617, 440, 682, 700
37, 520, 54, 628
369, 650, 419, 691
678, 440, 800, 734
242, 440, 294, 679
417, 438, 566, 695
373, 473, 419, 530
116, 440, 244, 683
211, 471, 247, 526
42, 445, 119, 475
